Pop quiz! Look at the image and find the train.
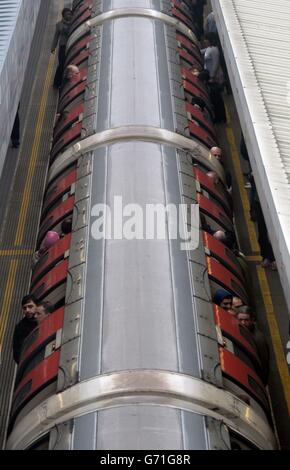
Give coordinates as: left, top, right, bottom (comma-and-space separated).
6, 0, 277, 450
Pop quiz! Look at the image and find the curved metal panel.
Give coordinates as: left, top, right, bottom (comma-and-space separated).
6, 370, 276, 450
67, 8, 198, 51
47, 126, 225, 183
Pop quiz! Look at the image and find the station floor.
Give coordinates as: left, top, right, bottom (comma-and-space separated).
0, 0, 289, 450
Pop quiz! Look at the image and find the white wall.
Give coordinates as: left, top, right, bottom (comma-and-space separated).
0, 0, 41, 176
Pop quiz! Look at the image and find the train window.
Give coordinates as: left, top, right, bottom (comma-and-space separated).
21, 329, 40, 358
225, 247, 243, 274
70, 10, 93, 35
229, 431, 259, 450
15, 348, 47, 388
231, 278, 248, 304
172, 8, 194, 30
53, 297, 66, 311
32, 261, 69, 302
174, 0, 193, 22
248, 375, 269, 412
65, 34, 91, 66
238, 325, 258, 351
187, 107, 216, 140
42, 175, 77, 220
176, 33, 201, 62
232, 342, 262, 378
11, 380, 32, 417
50, 124, 82, 164
26, 434, 50, 451
180, 56, 202, 72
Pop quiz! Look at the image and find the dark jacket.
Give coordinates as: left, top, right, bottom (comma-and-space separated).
251, 325, 270, 384
51, 20, 71, 51
13, 317, 38, 364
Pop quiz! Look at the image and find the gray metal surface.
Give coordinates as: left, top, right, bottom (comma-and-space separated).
0, 0, 61, 449
59, 1, 221, 449
212, 0, 290, 316
0, 0, 41, 177
6, 370, 276, 450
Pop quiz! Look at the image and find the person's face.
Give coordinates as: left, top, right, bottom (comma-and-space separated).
211, 148, 222, 160
238, 313, 254, 329
63, 12, 72, 22
22, 301, 38, 319
220, 297, 233, 311
36, 305, 47, 323
67, 68, 79, 80
232, 297, 243, 309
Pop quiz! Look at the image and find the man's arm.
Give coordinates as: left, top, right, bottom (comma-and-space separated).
12, 325, 21, 364
51, 22, 61, 53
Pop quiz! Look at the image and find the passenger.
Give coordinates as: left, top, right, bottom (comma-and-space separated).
201, 33, 224, 86
61, 218, 73, 236
11, 104, 20, 149
213, 230, 236, 250
209, 147, 232, 193
51, 8, 73, 89
194, 0, 207, 39
240, 133, 251, 178
189, 67, 201, 77
12, 295, 39, 364
204, 11, 218, 35
63, 64, 80, 83
191, 96, 206, 111
232, 296, 244, 311
198, 67, 226, 124
36, 301, 55, 323
213, 288, 234, 314
33, 231, 60, 265
210, 146, 222, 163
236, 306, 270, 384
233, 249, 254, 302
213, 230, 227, 243
251, 194, 277, 270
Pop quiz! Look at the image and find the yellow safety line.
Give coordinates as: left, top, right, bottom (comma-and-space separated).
0, 54, 56, 350
245, 255, 263, 262
14, 54, 55, 246
0, 250, 34, 257
257, 266, 290, 414
0, 261, 19, 344
225, 104, 290, 415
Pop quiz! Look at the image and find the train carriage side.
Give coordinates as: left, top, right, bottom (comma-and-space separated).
6, 0, 276, 451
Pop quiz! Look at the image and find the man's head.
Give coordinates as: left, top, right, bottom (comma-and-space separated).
190, 67, 200, 77
236, 306, 255, 330
210, 147, 222, 161
21, 295, 39, 319
62, 8, 72, 22
213, 289, 233, 311
65, 64, 80, 81
232, 296, 244, 310
213, 230, 226, 243
203, 32, 218, 48
36, 302, 54, 323
213, 230, 236, 250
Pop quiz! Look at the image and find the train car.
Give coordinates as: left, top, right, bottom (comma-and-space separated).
6, 0, 276, 450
